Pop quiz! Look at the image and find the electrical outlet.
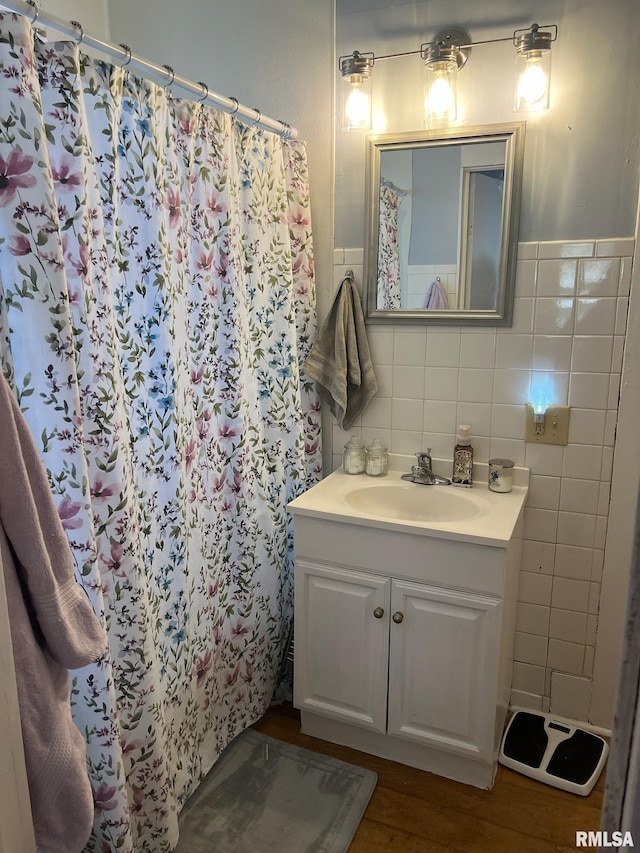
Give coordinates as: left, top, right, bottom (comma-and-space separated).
525, 404, 571, 445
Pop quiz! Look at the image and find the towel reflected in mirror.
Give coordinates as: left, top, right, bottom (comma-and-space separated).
423, 277, 449, 310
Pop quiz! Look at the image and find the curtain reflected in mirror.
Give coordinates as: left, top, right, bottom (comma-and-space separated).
377, 180, 404, 309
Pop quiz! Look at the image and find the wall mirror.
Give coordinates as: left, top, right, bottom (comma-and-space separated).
364, 122, 525, 325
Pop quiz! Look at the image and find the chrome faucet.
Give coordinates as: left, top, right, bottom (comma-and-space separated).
401, 450, 451, 486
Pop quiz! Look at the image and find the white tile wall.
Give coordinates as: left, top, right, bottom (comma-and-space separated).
550, 673, 593, 720
329, 237, 634, 723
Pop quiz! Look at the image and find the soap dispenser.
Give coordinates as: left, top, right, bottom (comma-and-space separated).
452, 424, 474, 487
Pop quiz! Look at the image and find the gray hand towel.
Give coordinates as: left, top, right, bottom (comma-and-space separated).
303, 275, 378, 430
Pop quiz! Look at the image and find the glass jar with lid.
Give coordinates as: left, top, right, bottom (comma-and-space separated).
342, 435, 366, 474
365, 438, 388, 477
488, 458, 514, 493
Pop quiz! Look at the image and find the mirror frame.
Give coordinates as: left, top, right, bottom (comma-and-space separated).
363, 122, 526, 326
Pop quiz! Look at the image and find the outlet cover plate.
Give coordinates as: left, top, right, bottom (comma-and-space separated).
525, 404, 571, 445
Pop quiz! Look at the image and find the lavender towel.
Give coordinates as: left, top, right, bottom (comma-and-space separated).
423, 279, 449, 310
0, 372, 107, 853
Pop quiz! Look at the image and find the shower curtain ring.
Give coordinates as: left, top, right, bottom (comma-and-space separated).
197, 81, 209, 103
70, 20, 84, 44
279, 120, 291, 140
163, 65, 175, 100
163, 64, 175, 89
227, 96, 239, 116
26, 0, 38, 24
252, 107, 262, 127
119, 43, 132, 68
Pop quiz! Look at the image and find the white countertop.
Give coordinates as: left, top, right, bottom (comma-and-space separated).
289, 454, 529, 548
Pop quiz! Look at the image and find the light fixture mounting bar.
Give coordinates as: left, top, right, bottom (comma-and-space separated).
374, 48, 423, 63
454, 35, 516, 50
339, 22, 558, 71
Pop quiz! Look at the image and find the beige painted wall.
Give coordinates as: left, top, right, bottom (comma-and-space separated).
40, 0, 110, 38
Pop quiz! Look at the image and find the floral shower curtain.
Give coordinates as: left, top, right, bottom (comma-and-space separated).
0, 13, 321, 853
376, 182, 403, 309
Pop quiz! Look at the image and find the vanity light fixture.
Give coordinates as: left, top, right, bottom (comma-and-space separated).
514, 23, 556, 112
339, 50, 374, 131
339, 22, 558, 130
422, 27, 470, 125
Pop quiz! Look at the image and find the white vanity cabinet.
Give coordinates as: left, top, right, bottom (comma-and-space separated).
387, 579, 501, 762
289, 474, 527, 791
295, 562, 390, 732
296, 561, 501, 763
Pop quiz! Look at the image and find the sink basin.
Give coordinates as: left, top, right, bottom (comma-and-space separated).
344, 483, 485, 522
288, 455, 529, 546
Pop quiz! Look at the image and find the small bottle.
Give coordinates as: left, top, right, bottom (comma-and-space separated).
452, 424, 473, 487
365, 438, 388, 477
342, 435, 366, 474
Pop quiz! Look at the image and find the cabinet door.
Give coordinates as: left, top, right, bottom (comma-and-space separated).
294, 560, 389, 732
387, 580, 501, 761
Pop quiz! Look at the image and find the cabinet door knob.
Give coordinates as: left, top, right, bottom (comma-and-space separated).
392, 611, 404, 624
373, 607, 384, 619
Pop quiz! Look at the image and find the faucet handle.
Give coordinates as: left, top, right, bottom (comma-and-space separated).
415, 450, 432, 466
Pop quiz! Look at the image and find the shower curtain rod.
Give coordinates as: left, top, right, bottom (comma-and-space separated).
381, 177, 407, 196
0, 0, 298, 139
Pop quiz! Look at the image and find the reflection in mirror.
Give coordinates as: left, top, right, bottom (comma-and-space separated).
365, 123, 525, 325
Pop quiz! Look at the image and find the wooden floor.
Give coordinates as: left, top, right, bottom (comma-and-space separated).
253, 703, 605, 853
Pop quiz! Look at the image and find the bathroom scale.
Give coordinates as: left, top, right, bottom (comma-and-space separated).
498, 710, 608, 796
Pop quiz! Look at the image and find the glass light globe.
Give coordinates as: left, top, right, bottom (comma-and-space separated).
517, 61, 548, 109
345, 84, 371, 129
